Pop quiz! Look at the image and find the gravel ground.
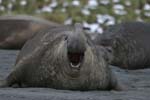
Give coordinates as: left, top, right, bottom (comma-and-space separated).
0, 50, 150, 100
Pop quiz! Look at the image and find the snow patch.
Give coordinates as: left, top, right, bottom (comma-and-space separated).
81, 8, 90, 15
87, 0, 98, 9
97, 14, 115, 25
41, 6, 53, 13
113, 4, 127, 15
99, 0, 110, 5
20, 0, 27, 6
64, 18, 72, 25
0, 6, 5, 11
72, 0, 80, 6
112, 0, 120, 3
144, 4, 150, 10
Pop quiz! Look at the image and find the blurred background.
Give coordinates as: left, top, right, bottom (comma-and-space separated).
0, 0, 150, 33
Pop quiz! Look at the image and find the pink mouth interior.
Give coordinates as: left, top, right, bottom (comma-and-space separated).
68, 52, 84, 66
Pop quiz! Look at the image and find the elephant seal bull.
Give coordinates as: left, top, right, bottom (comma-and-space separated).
94, 22, 150, 70
0, 23, 122, 91
0, 15, 59, 49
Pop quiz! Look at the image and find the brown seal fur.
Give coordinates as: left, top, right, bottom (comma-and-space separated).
94, 22, 150, 70
0, 15, 59, 49
0, 23, 122, 91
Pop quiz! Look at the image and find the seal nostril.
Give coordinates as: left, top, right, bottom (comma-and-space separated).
64, 35, 68, 40
106, 47, 112, 53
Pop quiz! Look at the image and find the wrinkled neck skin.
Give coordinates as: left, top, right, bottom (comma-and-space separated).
42, 35, 111, 90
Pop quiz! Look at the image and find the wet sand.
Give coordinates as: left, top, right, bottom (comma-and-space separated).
0, 50, 150, 100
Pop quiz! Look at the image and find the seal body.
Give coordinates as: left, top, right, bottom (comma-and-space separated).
0, 24, 121, 91
94, 22, 150, 69
0, 15, 59, 49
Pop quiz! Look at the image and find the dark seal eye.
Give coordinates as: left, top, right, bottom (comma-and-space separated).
64, 35, 68, 40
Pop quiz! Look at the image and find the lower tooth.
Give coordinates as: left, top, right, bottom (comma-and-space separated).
71, 63, 80, 68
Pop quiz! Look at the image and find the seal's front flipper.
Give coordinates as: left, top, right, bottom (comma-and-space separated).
0, 80, 9, 88
0, 79, 22, 88
113, 81, 126, 91
110, 71, 127, 91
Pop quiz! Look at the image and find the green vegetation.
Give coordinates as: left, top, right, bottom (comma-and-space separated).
0, 0, 150, 25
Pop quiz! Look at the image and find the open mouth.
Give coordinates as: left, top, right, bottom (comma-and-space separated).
68, 52, 84, 69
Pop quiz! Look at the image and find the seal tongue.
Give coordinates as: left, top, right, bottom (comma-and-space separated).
68, 52, 84, 68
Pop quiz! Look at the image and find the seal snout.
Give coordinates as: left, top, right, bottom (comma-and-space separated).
67, 37, 86, 69
67, 23, 86, 69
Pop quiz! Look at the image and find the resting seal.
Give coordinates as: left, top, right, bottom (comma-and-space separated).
0, 15, 59, 49
94, 22, 150, 69
0, 23, 122, 91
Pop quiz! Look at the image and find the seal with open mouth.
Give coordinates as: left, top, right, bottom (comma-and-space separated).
0, 23, 122, 90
